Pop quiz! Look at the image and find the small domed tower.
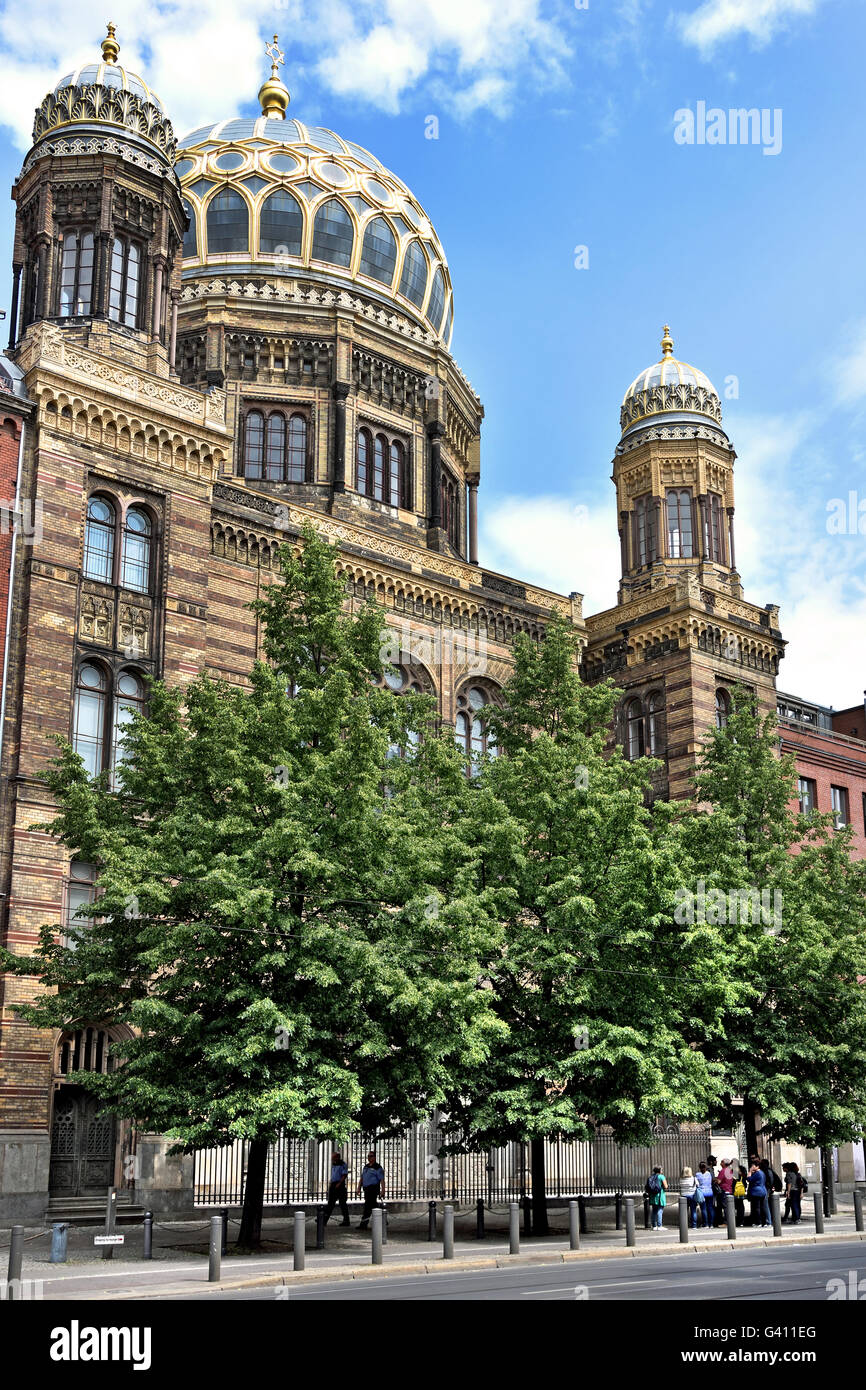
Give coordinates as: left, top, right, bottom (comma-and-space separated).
615, 326, 739, 604
8, 24, 185, 377
584, 327, 785, 800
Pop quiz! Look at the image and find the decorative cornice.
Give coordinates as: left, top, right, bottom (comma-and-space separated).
21, 132, 171, 181
615, 421, 731, 455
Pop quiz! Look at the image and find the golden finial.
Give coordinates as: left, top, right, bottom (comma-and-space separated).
101, 21, 120, 65
258, 34, 290, 120
660, 325, 674, 358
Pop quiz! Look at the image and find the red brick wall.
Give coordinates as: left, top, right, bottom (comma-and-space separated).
780, 721, 866, 860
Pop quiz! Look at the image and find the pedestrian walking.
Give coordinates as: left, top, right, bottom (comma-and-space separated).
695, 1162, 715, 1228
747, 1161, 771, 1227
679, 1166, 705, 1229
322, 1150, 351, 1227
357, 1150, 386, 1229
785, 1163, 806, 1224
716, 1158, 734, 1226
781, 1163, 792, 1222
733, 1165, 748, 1226
645, 1165, 668, 1229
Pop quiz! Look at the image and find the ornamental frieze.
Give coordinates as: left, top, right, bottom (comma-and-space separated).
32, 81, 177, 162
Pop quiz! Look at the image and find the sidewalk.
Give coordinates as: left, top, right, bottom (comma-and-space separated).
5, 1198, 865, 1299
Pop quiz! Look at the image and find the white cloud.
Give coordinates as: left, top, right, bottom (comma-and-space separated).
829, 321, 866, 407
0, 0, 573, 150
676, 0, 823, 53
479, 495, 621, 616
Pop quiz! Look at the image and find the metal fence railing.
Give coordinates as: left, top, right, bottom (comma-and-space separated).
193, 1124, 712, 1208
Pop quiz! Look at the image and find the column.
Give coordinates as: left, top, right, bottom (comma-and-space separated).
619, 510, 630, 573
727, 508, 736, 569
332, 382, 350, 492
95, 233, 112, 318
151, 260, 164, 339
8, 266, 21, 349
654, 496, 664, 560
428, 421, 444, 529
467, 481, 479, 565
697, 494, 708, 560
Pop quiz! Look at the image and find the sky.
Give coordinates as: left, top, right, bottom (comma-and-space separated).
0, 0, 864, 707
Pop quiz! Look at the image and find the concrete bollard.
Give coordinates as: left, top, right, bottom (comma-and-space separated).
208, 1214, 221, 1282
371, 1208, 383, 1265
771, 1192, 782, 1237
569, 1201, 580, 1250
316, 1206, 325, 1250
50, 1222, 68, 1264
509, 1201, 520, 1255
427, 1200, 437, 1242
813, 1192, 824, 1234
625, 1197, 635, 1247
854, 1191, 864, 1232
143, 1212, 153, 1261
725, 1193, 737, 1241
443, 1204, 454, 1259
679, 1198, 689, 1244
293, 1210, 305, 1271
6, 1225, 23, 1300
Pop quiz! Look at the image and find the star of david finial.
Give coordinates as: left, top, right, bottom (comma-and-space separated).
266, 34, 285, 75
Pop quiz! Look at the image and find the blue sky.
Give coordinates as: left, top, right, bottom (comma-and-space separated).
1, 0, 864, 705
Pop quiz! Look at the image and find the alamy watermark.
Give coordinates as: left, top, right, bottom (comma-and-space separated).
0, 499, 43, 543
380, 622, 487, 677
674, 880, 782, 932
826, 492, 866, 535
674, 103, 782, 157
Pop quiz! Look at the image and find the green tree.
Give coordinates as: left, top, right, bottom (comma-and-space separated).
446, 615, 724, 1233
680, 688, 866, 1161
3, 525, 499, 1245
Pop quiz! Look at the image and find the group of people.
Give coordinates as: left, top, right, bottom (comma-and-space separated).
645, 1155, 809, 1230
322, 1149, 386, 1229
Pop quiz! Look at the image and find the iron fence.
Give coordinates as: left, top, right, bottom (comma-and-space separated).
193, 1124, 712, 1207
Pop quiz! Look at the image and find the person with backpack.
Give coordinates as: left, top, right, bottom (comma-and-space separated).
733, 1165, 748, 1225
747, 1161, 771, 1227
645, 1166, 668, 1229
695, 1162, 715, 1228
785, 1163, 807, 1224
679, 1166, 704, 1228
717, 1158, 734, 1224
760, 1157, 782, 1197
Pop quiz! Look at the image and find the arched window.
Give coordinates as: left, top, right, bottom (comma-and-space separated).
667, 489, 694, 559
626, 698, 645, 760
646, 691, 664, 755
634, 495, 657, 567
715, 688, 730, 730
265, 413, 286, 481
182, 200, 198, 259
111, 670, 146, 782
244, 410, 264, 478
441, 472, 460, 550
108, 238, 140, 327
360, 217, 397, 285
705, 493, 725, 563
59, 231, 94, 316
206, 189, 249, 254
121, 508, 151, 593
373, 434, 386, 501
259, 188, 303, 257
357, 428, 371, 494
287, 414, 307, 482
63, 861, 97, 950
390, 440, 407, 508
74, 664, 107, 777
84, 497, 115, 582
312, 199, 354, 267
399, 241, 428, 308
426, 266, 446, 332
455, 686, 498, 777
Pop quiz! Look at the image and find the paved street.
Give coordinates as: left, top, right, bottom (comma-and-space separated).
173, 1239, 866, 1301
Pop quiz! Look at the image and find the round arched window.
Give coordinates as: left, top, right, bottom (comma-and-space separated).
455, 686, 498, 776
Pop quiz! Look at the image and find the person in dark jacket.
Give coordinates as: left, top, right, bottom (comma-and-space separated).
323, 1150, 351, 1226
357, 1151, 386, 1229
785, 1163, 806, 1224
747, 1162, 771, 1227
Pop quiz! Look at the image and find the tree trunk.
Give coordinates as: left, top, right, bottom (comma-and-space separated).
743, 1098, 759, 1161
530, 1137, 549, 1235
237, 1138, 268, 1248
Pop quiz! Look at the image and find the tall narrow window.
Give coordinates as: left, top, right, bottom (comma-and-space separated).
265, 413, 286, 481
634, 495, 657, 567
74, 664, 107, 776
108, 237, 141, 327
287, 415, 307, 482
455, 686, 498, 777
626, 698, 644, 759
389, 441, 403, 507
426, 266, 446, 332
182, 200, 198, 259
84, 497, 115, 582
373, 435, 386, 501
64, 861, 97, 950
121, 508, 151, 593
111, 671, 146, 782
59, 231, 94, 316
647, 691, 664, 755
830, 785, 850, 829
667, 489, 694, 558
705, 493, 725, 563
798, 777, 817, 815
357, 428, 370, 494
715, 688, 730, 729
244, 411, 264, 479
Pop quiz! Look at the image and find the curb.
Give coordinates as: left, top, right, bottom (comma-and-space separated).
109, 1229, 866, 1299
